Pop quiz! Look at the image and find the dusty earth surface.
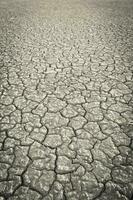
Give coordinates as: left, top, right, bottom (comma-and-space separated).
0, 0, 133, 199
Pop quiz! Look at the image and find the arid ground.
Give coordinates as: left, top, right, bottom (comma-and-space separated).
0, 0, 133, 199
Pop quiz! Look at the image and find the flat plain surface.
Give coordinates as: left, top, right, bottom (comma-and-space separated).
0, 0, 133, 199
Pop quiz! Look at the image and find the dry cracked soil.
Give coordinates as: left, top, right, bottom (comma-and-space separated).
0, 0, 133, 199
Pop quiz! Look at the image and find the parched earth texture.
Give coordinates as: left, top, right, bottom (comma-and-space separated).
0, 0, 133, 199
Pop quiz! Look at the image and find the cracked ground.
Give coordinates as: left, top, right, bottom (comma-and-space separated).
0, 0, 133, 199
